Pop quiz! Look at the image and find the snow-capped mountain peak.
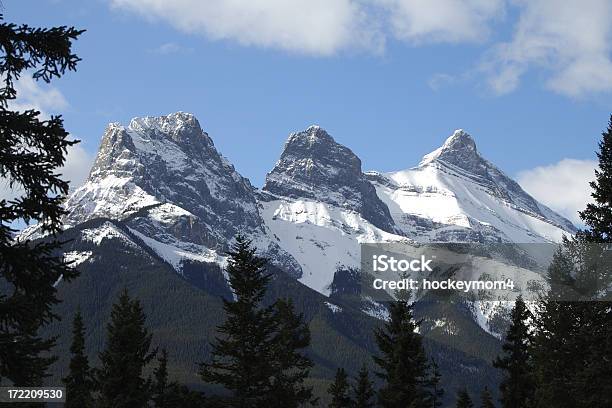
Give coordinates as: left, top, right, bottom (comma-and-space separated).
368, 129, 576, 243
53, 119, 575, 298
419, 129, 477, 167
64, 112, 268, 248
263, 126, 396, 232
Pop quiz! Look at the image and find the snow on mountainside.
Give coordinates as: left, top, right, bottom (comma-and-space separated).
58, 112, 301, 277
260, 126, 575, 296
50, 113, 574, 303
263, 126, 397, 233
366, 130, 575, 243
260, 126, 408, 295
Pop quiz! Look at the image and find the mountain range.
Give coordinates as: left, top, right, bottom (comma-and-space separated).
30, 112, 575, 405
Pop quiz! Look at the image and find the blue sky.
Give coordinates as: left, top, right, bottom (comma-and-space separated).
5, 0, 612, 223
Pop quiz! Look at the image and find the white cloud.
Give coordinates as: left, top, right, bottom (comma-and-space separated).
61, 144, 95, 191
0, 144, 94, 204
8, 75, 69, 117
110, 0, 383, 56
1, 76, 93, 204
376, 0, 505, 44
109, 0, 612, 97
517, 159, 597, 224
482, 0, 612, 97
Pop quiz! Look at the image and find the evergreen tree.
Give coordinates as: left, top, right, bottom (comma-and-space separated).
353, 364, 375, 408
423, 358, 444, 408
0, 15, 83, 385
62, 310, 93, 408
201, 236, 315, 407
96, 289, 155, 408
479, 387, 495, 408
199, 235, 277, 408
162, 384, 206, 408
455, 389, 473, 408
152, 349, 206, 408
580, 114, 612, 242
493, 296, 534, 408
328, 368, 352, 408
152, 349, 169, 408
532, 116, 612, 407
574, 114, 612, 407
374, 298, 429, 408
267, 298, 314, 408
531, 246, 582, 407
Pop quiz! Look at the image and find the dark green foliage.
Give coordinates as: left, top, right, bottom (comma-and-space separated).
328, 368, 352, 408
531, 248, 582, 407
152, 349, 206, 408
574, 115, 612, 406
423, 358, 444, 408
353, 364, 375, 408
531, 116, 612, 407
493, 296, 533, 408
200, 235, 314, 407
479, 387, 494, 408
160, 384, 206, 408
199, 235, 276, 407
455, 389, 473, 408
62, 310, 93, 407
0, 15, 83, 385
152, 349, 169, 408
580, 114, 612, 242
530, 115, 612, 407
268, 298, 314, 408
374, 299, 429, 408
96, 289, 156, 408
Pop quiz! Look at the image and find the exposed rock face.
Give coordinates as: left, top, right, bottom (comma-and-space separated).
64, 112, 264, 250
262, 125, 397, 232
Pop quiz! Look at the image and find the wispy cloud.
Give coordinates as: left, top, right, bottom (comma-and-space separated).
0, 143, 94, 204
8, 75, 69, 118
376, 0, 505, 44
109, 0, 612, 98
427, 73, 457, 91
517, 158, 597, 224
1, 76, 94, 204
150, 42, 193, 55
110, 0, 383, 56
481, 0, 612, 98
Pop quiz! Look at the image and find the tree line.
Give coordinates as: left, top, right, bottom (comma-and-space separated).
486, 117, 612, 408
58, 235, 441, 407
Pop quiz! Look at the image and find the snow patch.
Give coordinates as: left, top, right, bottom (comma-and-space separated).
129, 228, 225, 273
324, 302, 342, 313
64, 250, 93, 267
81, 222, 137, 247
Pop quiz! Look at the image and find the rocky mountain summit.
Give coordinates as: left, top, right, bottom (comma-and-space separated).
59, 112, 300, 276
367, 130, 575, 243
65, 112, 263, 246
263, 125, 396, 232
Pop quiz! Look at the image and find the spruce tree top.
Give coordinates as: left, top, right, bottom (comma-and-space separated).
580, 115, 612, 242
456, 389, 474, 408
